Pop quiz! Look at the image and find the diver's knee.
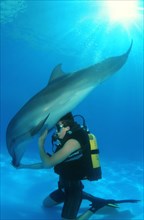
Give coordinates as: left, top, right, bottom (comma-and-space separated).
43, 196, 58, 208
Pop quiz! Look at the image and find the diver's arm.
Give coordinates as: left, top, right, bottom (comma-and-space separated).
38, 128, 51, 167
16, 129, 49, 170
18, 162, 44, 169
17, 129, 50, 170
17, 129, 49, 170
18, 128, 81, 169
38, 129, 81, 168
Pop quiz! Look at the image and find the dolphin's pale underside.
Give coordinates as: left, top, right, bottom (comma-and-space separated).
6, 42, 133, 166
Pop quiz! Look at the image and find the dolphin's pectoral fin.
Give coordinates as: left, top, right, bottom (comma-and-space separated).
48, 64, 65, 85
30, 113, 50, 136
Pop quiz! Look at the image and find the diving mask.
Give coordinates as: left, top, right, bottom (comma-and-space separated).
56, 123, 64, 133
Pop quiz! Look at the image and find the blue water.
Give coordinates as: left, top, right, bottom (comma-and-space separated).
1, 1, 143, 220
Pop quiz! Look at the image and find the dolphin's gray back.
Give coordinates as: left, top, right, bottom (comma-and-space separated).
75, 41, 133, 87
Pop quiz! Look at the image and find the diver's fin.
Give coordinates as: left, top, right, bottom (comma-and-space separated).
107, 203, 119, 208
112, 199, 140, 204
107, 199, 140, 209
89, 198, 140, 213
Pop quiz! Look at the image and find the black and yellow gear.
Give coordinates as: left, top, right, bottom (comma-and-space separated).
85, 133, 102, 181
53, 114, 102, 181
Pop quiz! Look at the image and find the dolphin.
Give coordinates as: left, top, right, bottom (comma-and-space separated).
6, 41, 133, 167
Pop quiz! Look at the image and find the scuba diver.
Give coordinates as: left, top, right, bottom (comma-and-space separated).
18, 112, 139, 220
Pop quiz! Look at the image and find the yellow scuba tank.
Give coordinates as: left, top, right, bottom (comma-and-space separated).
87, 133, 102, 181
88, 133, 100, 168
64, 114, 102, 181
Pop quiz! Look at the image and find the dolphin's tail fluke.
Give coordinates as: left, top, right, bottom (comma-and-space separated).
127, 40, 133, 54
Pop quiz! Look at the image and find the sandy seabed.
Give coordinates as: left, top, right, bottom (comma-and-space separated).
1, 154, 143, 220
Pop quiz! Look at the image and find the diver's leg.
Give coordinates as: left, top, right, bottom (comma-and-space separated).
43, 188, 65, 207
61, 180, 83, 220
43, 194, 58, 207
43, 178, 65, 207
62, 203, 112, 220
82, 191, 97, 202
62, 199, 117, 220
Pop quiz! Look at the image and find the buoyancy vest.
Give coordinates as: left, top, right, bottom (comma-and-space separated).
54, 126, 102, 181
54, 128, 87, 180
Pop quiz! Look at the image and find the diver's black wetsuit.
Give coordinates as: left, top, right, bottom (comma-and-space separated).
50, 125, 91, 219
49, 123, 139, 219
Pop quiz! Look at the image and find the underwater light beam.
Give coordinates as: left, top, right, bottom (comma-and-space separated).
105, 0, 142, 27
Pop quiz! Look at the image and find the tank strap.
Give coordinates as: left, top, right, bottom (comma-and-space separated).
91, 149, 99, 154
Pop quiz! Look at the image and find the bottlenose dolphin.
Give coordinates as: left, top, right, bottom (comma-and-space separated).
6, 41, 133, 167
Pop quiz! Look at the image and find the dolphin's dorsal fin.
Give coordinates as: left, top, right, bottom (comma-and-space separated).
48, 64, 65, 85
30, 114, 50, 136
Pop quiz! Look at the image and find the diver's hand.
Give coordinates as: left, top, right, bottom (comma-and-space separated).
39, 128, 48, 143
11, 161, 26, 169
16, 164, 26, 169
